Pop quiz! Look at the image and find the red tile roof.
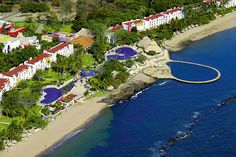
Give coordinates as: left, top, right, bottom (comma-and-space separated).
163, 8, 181, 15
109, 25, 124, 32
144, 13, 163, 21
123, 19, 143, 26
70, 36, 95, 48
2, 64, 29, 77
203, 0, 212, 4
59, 94, 77, 102
0, 78, 8, 91
26, 53, 51, 65
47, 43, 69, 53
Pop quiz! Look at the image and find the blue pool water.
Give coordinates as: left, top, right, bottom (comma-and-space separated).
40, 88, 62, 104
43, 28, 236, 157
81, 69, 97, 78
107, 47, 137, 61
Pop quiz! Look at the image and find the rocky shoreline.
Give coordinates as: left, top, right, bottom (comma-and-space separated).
102, 72, 158, 104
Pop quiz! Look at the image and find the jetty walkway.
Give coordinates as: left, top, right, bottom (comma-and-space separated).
168, 60, 221, 84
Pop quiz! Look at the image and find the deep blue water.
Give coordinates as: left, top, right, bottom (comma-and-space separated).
42, 28, 236, 157
168, 62, 218, 82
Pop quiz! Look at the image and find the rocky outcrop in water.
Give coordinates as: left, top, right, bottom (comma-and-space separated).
102, 73, 156, 104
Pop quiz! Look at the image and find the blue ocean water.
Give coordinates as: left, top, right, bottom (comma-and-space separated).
42, 28, 236, 157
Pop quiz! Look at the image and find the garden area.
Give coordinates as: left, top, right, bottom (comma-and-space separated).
81, 54, 97, 69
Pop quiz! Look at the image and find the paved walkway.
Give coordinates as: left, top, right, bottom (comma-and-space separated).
169, 60, 221, 84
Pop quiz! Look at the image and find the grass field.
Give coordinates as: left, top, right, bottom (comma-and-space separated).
44, 23, 73, 33
81, 54, 97, 68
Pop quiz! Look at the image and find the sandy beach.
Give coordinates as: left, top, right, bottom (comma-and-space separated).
0, 97, 108, 157
164, 11, 236, 51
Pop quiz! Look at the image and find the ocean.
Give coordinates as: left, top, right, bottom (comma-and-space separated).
42, 27, 236, 157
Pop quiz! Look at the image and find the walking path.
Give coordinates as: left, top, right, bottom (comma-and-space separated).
169, 60, 221, 84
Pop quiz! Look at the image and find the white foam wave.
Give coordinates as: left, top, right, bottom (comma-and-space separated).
193, 111, 200, 115
148, 141, 162, 157
131, 91, 143, 99
158, 81, 169, 86
177, 131, 184, 136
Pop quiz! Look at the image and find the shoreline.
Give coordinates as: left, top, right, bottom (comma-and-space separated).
1, 10, 236, 157
163, 10, 236, 51
0, 97, 109, 157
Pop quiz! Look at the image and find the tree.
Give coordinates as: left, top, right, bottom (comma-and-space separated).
5, 121, 23, 141
135, 54, 147, 64
115, 29, 139, 45
131, 27, 138, 33
24, 115, 48, 129
25, 17, 33, 23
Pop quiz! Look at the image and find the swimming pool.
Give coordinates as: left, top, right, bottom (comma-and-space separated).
81, 69, 97, 78
107, 47, 137, 61
40, 88, 62, 104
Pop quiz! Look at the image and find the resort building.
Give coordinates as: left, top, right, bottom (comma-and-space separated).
0, 34, 21, 53
70, 36, 95, 49
0, 42, 75, 101
0, 64, 34, 88
1, 33, 41, 53
108, 7, 184, 33
41, 35, 53, 42
0, 78, 10, 102
74, 28, 94, 38
18, 33, 41, 50
46, 43, 74, 57
70, 28, 95, 49
25, 53, 53, 74
225, 0, 236, 8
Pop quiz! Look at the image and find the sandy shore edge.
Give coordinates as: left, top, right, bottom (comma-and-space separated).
0, 97, 109, 157
163, 11, 236, 51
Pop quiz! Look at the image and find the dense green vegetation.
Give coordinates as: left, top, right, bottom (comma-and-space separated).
0, 82, 47, 149
0, 46, 40, 72
72, 0, 202, 31
115, 29, 139, 45
89, 60, 129, 90
51, 47, 83, 75
0, 5, 12, 12
20, 2, 49, 13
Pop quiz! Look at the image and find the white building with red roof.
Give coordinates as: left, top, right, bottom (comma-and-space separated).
107, 7, 184, 34
0, 78, 10, 101
25, 53, 54, 74
225, 0, 236, 8
0, 64, 33, 88
46, 43, 74, 58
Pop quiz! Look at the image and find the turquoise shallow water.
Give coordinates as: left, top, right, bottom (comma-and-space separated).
42, 27, 236, 157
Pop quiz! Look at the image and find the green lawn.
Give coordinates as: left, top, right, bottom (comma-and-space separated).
14, 22, 40, 28
59, 23, 73, 33
42, 69, 73, 84
81, 54, 97, 69
44, 23, 72, 33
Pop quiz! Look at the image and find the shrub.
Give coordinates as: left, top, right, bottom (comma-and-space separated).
0, 5, 12, 13
146, 50, 156, 56
20, 2, 49, 13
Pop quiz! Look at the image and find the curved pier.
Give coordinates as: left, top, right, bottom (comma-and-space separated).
169, 60, 221, 84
